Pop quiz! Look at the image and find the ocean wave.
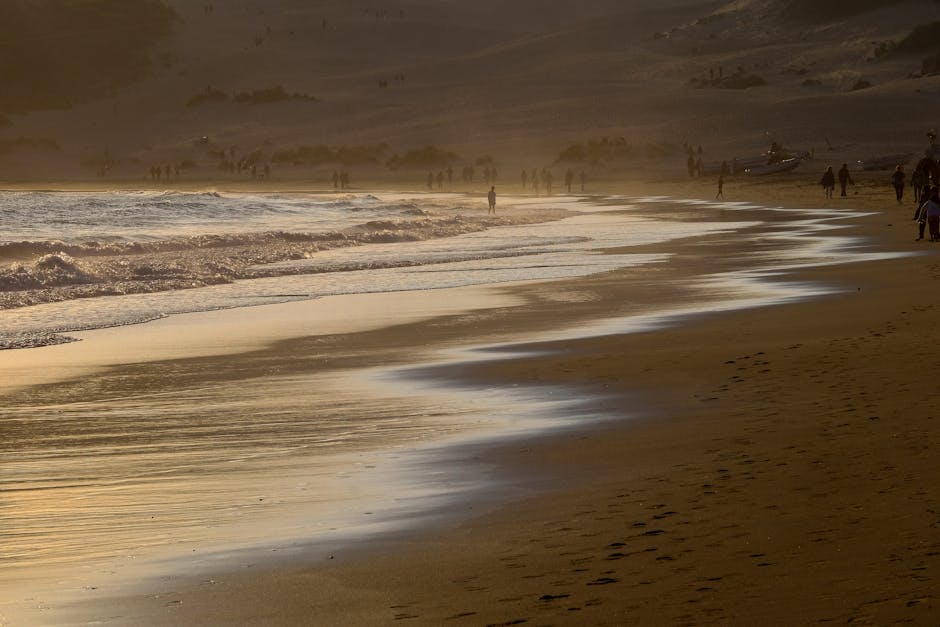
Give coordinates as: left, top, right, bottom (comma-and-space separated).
0, 230, 352, 261
0, 190, 580, 351
0, 332, 79, 350
0, 214, 536, 312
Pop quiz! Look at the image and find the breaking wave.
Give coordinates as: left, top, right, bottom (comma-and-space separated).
0, 191, 579, 348
0, 215, 536, 309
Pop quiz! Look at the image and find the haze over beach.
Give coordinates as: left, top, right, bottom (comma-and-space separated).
3, 0, 940, 183
2, 1, 940, 625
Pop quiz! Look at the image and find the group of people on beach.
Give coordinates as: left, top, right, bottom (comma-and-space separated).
908, 131, 940, 240
520, 168, 584, 195
817, 159, 940, 242
819, 163, 854, 199
149, 164, 181, 182
332, 170, 351, 189
459, 165, 497, 185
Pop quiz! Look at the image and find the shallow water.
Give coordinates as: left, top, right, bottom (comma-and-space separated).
0, 192, 745, 348
0, 193, 901, 624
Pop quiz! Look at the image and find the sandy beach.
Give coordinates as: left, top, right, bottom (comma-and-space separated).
0, 177, 936, 625
5, 1, 940, 624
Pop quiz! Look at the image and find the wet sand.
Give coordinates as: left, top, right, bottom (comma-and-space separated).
6, 180, 940, 625
0, 285, 524, 393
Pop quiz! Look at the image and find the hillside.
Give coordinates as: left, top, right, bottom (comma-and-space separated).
2, 0, 940, 184
0, 0, 176, 114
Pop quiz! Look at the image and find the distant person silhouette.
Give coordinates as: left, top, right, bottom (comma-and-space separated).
487, 186, 496, 214
821, 166, 836, 199
912, 165, 925, 204
914, 189, 929, 240
926, 186, 940, 241
892, 165, 905, 203
716, 173, 724, 199
838, 163, 854, 197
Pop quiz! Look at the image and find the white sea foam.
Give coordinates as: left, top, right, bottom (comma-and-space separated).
0, 192, 754, 349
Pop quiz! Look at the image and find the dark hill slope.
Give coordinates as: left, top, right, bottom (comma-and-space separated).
0, 0, 176, 113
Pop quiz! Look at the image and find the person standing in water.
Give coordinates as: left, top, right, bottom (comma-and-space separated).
487, 186, 496, 214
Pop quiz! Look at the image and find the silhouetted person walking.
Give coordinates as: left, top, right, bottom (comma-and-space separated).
821, 166, 835, 199
838, 163, 853, 197
892, 165, 905, 203
487, 186, 496, 214
926, 186, 940, 241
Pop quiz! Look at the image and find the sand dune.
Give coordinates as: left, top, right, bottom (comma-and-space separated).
3, 0, 940, 183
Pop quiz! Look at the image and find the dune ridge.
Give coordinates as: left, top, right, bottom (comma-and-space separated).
3, 0, 940, 183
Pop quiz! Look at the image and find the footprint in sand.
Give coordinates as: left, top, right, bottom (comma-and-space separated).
586, 576, 619, 586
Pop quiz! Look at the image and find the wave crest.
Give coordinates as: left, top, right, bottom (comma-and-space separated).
0, 213, 537, 313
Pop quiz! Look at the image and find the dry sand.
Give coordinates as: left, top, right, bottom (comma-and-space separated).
34, 178, 938, 625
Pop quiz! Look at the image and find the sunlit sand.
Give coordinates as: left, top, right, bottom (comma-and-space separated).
4, 1, 940, 625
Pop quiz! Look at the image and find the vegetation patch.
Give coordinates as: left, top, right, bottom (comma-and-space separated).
187, 85, 317, 107
186, 87, 229, 107
689, 71, 766, 90
272, 144, 388, 166
233, 86, 317, 105
0, 137, 60, 155
557, 137, 634, 164
556, 137, 682, 163
385, 146, 459, 170
869, 21, 940, 75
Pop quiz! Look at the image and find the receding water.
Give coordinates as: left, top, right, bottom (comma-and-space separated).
0, 192, 903, 625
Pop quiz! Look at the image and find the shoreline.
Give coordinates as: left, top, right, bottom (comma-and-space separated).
116, 199, 940, 626
4, 182, 938, 625
0, 285, 525, 393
